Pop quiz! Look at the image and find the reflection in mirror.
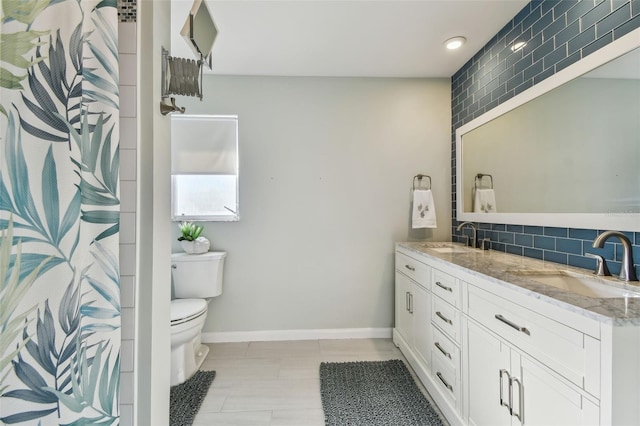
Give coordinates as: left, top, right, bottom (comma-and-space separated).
456, 29, 640, 231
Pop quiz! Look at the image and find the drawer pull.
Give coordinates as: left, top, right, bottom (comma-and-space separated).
495, 314, 530, 336
405, 292, 410, 312
434, 342, 451, 359
436, 372, 453, 392
435, 281, 453, 292
405, 264, 415, 271
436, 311, 453, 325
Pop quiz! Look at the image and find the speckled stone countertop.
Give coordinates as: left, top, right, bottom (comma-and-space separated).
397, 242, 640, 325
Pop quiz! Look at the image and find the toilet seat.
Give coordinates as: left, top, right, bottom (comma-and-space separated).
171, 299, 207, 326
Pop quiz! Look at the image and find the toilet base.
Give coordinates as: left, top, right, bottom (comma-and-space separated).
171, 339, 210, 387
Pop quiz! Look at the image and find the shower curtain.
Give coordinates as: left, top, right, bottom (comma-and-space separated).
1, 0, 120, 424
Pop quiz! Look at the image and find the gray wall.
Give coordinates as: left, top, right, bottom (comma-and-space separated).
179, 76, 451, 334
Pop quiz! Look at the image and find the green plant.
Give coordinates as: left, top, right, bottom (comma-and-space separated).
177, 221, 203, 241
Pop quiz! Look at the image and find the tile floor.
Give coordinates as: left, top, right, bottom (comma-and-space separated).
190, 338, 447, 426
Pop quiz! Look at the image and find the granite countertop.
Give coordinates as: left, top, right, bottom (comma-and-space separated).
397, 242, 640, 325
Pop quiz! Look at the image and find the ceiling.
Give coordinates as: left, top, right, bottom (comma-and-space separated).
170, 0, 530, 78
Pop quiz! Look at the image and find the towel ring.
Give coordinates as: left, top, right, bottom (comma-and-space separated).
413, 174, 431, 190
474, 173, 493, 189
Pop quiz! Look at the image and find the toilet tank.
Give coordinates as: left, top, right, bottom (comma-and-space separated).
171, 251, 226, 298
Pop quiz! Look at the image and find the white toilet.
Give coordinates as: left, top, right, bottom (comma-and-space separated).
170, 251, 226, 386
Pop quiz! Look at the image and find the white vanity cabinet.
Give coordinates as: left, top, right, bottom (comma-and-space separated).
466, 319, 599, 426
394, 243, 640, 426
394, 247, 464, 424
394, 251, 432, 372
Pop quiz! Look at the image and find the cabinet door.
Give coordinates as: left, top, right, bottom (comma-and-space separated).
518, 356, 599, 426
395, 271, 412, 342
412, 283, 432, 370
467, 321, 512, 426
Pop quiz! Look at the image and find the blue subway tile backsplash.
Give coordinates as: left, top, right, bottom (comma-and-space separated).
451, 0, 640, 277
581, 0, 613, 29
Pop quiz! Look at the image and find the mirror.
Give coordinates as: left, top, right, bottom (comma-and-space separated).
180, 0, 218, 66
456, 28, 640, 231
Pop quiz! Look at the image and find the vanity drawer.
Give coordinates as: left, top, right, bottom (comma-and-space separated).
432, 326, 460, 372
432, 295, 461, 344
431, 350, 460, 408
396, 251, 430, 287
431, 268, 460, 308
467, 284, 600, 396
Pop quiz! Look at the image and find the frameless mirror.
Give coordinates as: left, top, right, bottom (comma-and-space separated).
180, 0, 217, 66
456, 28, 640, 231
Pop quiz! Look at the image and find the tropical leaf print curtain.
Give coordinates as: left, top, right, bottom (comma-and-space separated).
0, 0, 120, 424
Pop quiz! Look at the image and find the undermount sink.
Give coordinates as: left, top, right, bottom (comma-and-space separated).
429, 247, 472, 254
513, 270, 640, 299
419, 243, 473, 254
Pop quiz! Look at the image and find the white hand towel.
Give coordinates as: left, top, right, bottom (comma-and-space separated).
412, 189, 437, 229
475, 189, 497, 213
473, 188, 482, 213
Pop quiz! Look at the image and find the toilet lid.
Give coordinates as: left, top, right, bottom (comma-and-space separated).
171, 299, 207, 323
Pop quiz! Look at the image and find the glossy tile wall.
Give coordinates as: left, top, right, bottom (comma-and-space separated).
451, 0, 640, 277
118, 2, 137, 424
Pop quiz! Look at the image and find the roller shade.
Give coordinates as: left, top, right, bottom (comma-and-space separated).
171, 115, 238, 175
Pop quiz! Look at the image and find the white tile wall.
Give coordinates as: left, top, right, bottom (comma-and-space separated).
119, 243, 137, 276
120, 275, 135, 308
118, 22, 137, 55
120, 371, 134, 404
119, 54, 137, 86
120, 212, 136, 244
121, 339, 135, 371
121, 308, 136, 340
119, 20, 137, 426
119, 149, 137, 181
120, 117, 137, 150
119, 86, 137, 118
120, 181, 137, 212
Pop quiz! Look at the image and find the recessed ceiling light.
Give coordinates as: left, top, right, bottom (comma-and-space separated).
511, 41, 527, 52
444, 36, 466, 50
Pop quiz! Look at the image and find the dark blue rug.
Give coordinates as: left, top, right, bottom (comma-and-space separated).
170, 370, 216, 426
320, 359, 445, 426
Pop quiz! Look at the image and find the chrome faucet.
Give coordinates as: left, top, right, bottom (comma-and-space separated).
456, 221, 477, 248
592, 231, 638, 282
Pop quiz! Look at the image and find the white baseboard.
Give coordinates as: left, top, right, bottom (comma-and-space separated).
201, 327, 392, 343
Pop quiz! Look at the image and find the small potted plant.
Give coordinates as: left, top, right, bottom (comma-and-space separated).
177, 221, 210, 254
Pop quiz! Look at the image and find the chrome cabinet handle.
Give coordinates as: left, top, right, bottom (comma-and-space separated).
508, 374, 514, 415
499, 369, 510, 409
495, 314, 530, 336
435, 281, 453, 292
511, 377, 524, 422
405, 292, 410, 312
434, 342, 451, 359
436, 372, 453, 392
409, 293, 413, 314
405, 264, 415, 271
436, 311, 453, 325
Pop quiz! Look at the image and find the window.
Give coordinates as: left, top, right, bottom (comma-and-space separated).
171, 115, 239, 221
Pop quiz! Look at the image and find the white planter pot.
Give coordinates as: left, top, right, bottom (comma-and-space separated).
180, 237, 210, 254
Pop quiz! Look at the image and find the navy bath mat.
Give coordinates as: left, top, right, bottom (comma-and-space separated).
170, 370, 216, 426
320, 359, 445, 426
